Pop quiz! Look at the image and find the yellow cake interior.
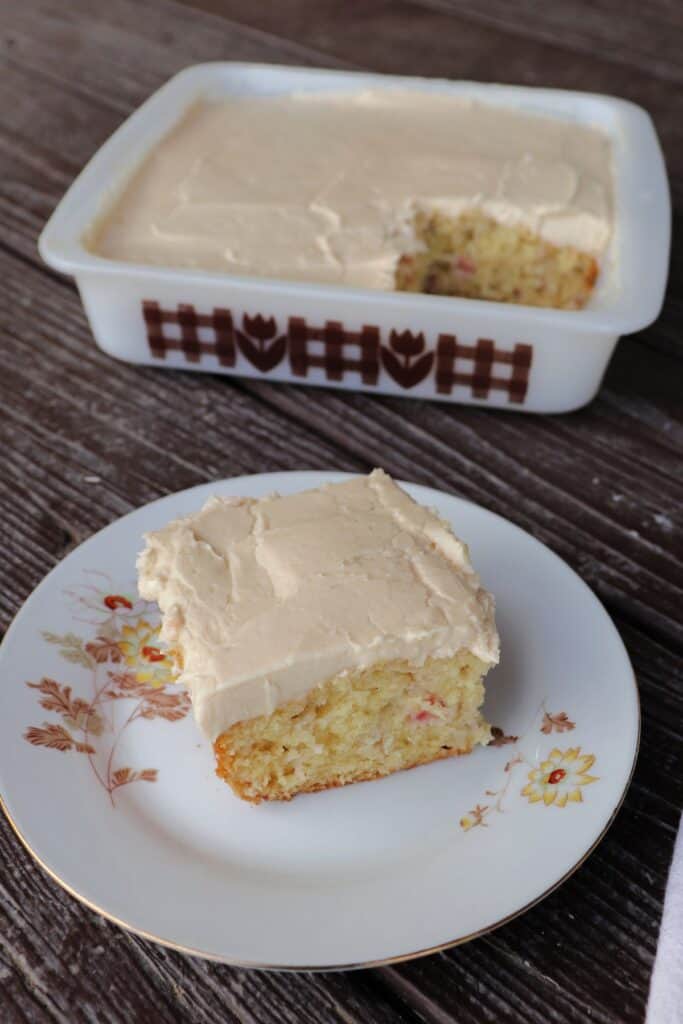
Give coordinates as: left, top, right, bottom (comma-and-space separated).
214, 650, 492, 803
396, 210, 599, 309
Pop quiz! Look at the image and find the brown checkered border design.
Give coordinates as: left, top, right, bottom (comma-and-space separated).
142, 301, 533, 404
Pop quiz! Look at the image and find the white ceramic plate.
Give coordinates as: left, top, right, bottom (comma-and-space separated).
0, 472, 639, 969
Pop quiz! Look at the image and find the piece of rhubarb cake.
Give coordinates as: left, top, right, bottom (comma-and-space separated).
137, 470, 499, 802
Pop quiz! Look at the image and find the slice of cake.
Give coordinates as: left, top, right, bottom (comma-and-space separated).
137, 470, 499, 802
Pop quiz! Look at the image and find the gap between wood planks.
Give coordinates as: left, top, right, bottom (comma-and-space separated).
411, 0, 683, 84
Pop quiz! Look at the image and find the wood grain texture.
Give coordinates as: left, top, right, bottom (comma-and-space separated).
0, 1, 681, 1022
419, 0, 683, 83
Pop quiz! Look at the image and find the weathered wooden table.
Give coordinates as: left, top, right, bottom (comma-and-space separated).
2, 2, 681, 1021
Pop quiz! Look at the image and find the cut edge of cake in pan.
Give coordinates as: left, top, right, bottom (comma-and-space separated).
137, 470, 499, 802
396, 210, 599, 310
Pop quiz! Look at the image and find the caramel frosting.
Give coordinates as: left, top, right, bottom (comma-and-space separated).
92, 90, 613, 288
137, 471, 499, 740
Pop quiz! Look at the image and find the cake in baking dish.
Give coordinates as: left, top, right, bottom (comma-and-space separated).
92, 91, 613, 310
137, 470, 499, 802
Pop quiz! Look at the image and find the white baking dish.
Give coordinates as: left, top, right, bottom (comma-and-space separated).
39, 63, 670, 414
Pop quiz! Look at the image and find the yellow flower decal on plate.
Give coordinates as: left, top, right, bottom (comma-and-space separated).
522, 747, 598, 807
119, 620, 177, 687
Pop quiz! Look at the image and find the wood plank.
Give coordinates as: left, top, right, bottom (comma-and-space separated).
0, 853, 185, 1023
417, 0, 683, 82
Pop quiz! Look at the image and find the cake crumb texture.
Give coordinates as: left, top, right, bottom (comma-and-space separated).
214, 651, 491, 802
396, 210, 599, 309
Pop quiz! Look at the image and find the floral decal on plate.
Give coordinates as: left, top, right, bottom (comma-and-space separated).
119, 619, 176, 685
24, 572, 190, 806
522, 747, 598, 807
460, 705, 597, 831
